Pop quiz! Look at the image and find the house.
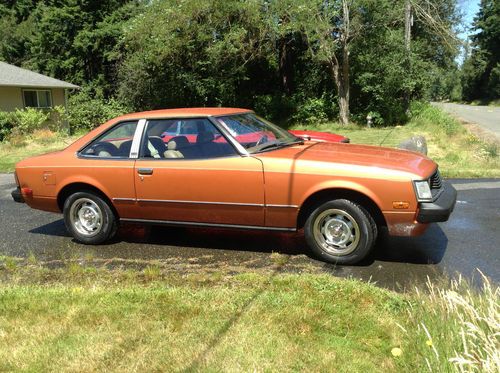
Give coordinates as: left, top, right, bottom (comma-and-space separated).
0, 61, 79, 112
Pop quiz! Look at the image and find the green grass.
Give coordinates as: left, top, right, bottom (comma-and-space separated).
468, 99, 500, 107
0, 260, 498, 372
0, 129, 79, 173
292, 104, 500, 178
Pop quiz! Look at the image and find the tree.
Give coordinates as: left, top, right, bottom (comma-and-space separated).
118, 0, 270, 110
462, 0, 500, 100
271, 0, 360, 125
0, 0, 143, 97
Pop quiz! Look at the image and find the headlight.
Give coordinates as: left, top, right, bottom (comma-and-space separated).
414, 180, 432, 201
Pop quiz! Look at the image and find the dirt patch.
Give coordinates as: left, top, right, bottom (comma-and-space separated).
462, 121, 500, 146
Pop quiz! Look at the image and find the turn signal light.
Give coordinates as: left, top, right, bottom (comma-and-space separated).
21, 187, 33, 196
392, 201, 409, 209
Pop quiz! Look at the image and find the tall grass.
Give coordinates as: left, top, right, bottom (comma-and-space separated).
397, 271, 499, 372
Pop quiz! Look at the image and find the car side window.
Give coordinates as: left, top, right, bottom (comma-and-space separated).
143, 118, 236, 160
80, 121, 137, 158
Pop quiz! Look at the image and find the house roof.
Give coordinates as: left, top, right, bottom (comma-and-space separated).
0, 61, 79, 89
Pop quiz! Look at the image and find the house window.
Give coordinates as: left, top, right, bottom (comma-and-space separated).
23, 89, 53, 108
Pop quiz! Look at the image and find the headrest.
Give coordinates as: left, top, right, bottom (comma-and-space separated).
167, 140, 177, 150
169, 136, 189, 148
196, 132, 214, 144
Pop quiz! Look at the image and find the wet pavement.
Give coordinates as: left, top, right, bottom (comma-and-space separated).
1, 174, 499, 290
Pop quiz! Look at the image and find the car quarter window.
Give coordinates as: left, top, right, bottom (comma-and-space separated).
80, 121, 138, 158
142, 118, 237, 160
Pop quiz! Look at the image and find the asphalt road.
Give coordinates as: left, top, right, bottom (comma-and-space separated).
433, 102, 500, 138
1, 174, 499, 290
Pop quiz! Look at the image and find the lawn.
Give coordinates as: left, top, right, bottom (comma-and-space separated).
0, 259, 497, 372
0, 129, 79, 173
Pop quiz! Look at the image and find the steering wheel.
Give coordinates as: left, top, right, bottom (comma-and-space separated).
256, 135, 268, 146
89, 142, 118, 157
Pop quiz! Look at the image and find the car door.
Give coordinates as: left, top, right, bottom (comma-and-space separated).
131, 118, 265, 227
77, 120, 140, 218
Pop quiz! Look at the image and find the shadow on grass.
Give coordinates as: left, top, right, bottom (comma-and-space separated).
182, 266, 283, 372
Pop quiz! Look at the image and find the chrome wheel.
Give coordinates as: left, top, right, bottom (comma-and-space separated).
312, 208, 360, 256
69, 198, 103, 237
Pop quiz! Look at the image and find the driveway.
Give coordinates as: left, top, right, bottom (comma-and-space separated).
1, 174, 499, 290
433, 102, 500, 139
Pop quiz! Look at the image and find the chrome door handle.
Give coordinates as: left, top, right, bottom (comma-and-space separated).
138, 168, 153, 175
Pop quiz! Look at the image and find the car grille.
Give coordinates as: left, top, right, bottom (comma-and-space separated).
429, 169, 443, 200
430, 169, 442, 190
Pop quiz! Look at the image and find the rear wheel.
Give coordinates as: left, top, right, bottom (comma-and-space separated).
63, 191, 117, 244
304, 199, 377, 264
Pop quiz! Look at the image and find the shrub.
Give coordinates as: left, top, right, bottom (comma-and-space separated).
66, 90, 131, 132
10, 108, 50, 134
252, 94, 295, 123
0, 108, 52, 141
291, 95, 337, 125
409, 102, 462, 135
0, 111, 13, 141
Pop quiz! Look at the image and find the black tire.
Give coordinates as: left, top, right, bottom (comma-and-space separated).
63, 191, 118, 244
304, 199, 377, 265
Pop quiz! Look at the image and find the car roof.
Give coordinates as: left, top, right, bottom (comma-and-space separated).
116, 107, 253, 121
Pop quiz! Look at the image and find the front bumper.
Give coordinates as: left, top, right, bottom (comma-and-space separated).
11, 187, 24, 203
417, 181, 457, 223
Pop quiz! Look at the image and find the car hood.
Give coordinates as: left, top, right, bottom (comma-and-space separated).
256, 142, 436, 179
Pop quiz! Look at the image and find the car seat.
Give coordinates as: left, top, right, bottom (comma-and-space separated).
164, 140, 184, 158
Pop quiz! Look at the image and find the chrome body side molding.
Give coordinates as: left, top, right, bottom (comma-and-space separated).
120, 218, 296, 232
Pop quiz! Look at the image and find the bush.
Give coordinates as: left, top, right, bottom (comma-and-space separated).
409, 102, 461, 135
10, 108, 51, 134
66, 90, 131, 132
252, 94, 295, 124
291, 95, 337, 125
0, 112, 13, 142
0, 108, 53, 141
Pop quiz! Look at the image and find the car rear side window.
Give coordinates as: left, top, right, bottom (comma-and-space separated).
141, 118, 237, 160
80, 121, 138, 158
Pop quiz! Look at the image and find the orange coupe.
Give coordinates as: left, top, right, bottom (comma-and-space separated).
12, 108, 456, 264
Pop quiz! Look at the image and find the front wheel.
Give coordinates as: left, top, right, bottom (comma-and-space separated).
304, 199, 377, 265
63, 191, 118, 244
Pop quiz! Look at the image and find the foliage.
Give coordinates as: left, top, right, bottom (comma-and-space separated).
118, 0, 269, 110
66, 89, 131, 132
291, 95, 338, 125
0, 111, 13, 141
0, 0, 470, 125
398, 272, 499, 373
0, 0, 143, 96
462, 0, 500, 101
0, 108, 51, 139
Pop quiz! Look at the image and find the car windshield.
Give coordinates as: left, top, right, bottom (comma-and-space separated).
215, 113, 301, 153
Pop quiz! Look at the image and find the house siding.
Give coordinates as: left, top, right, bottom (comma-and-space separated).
0, 86, 66, 112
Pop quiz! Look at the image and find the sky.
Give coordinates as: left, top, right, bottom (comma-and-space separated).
460, 0, 481, 39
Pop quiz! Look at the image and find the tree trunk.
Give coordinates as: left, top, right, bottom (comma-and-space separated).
329, 59, 349, 126
404, 0, 412, 112
336, 0, 350, 126
339, 35, 350, 126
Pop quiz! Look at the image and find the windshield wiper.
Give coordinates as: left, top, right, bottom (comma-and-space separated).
254, 141, 283, 153
253, 139, 304, 153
